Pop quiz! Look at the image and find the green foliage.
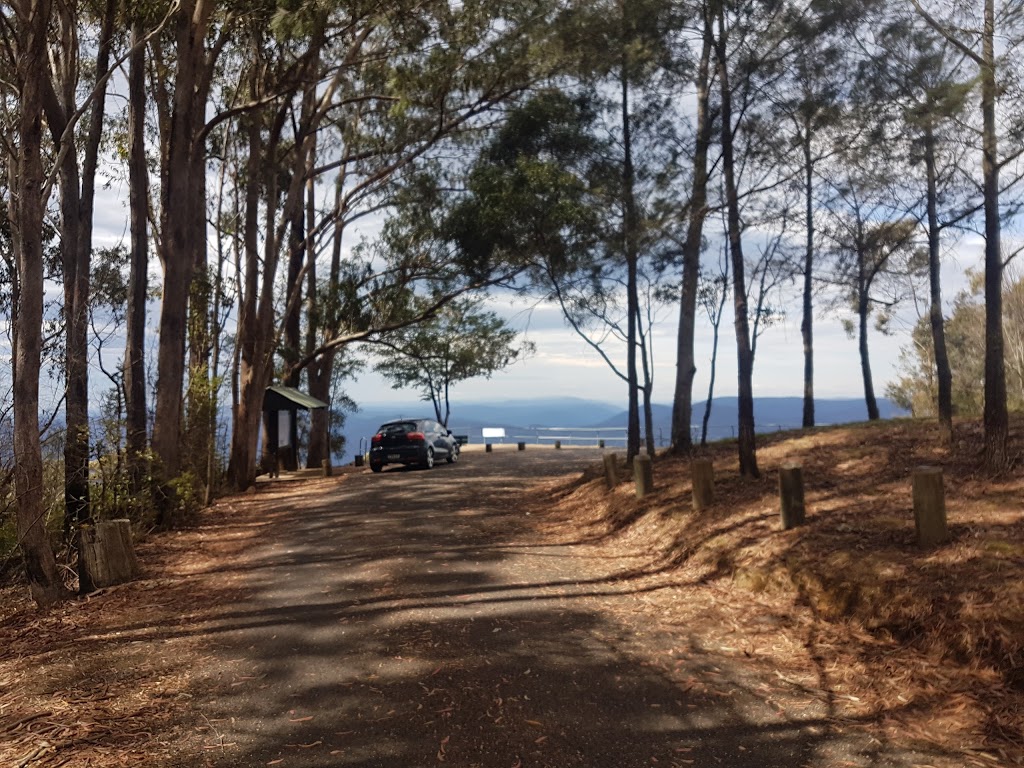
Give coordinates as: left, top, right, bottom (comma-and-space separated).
166, 472, 206, 523
887, 269, 1024, 418
446, 89, 613, 281
373, 297, 534, 425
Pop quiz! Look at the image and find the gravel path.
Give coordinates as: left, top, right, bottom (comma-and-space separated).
188, 448, 961, 768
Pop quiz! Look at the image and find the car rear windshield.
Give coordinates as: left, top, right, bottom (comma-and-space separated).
380, 422, 417, 435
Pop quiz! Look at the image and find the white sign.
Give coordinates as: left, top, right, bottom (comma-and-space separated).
278, 411, 291, 447
481, 427, 506, 439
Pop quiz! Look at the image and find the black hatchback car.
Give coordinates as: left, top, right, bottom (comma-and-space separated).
369, 418, 460, 472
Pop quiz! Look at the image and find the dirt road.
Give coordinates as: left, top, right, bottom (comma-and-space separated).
185, 448, 959, 767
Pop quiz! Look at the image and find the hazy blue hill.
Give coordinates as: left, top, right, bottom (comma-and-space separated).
595, 397, 908, 443
448, 398, 623, 428
337, 395, 908, 459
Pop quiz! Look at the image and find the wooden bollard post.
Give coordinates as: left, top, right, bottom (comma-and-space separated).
354, 454, 364, 467
322, 459, 333, 477
518, 442, 526, 451
913, 466, 949, 546
598, 439, 606, 449
691, 459, 714, 511
603, 453, 619, 490
779, 463, 805, 529
634, 454, 654, 499
486, 443, 493, 453
555, 440, 561, 450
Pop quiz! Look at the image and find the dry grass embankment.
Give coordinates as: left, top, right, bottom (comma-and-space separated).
533, 417, 1024, 765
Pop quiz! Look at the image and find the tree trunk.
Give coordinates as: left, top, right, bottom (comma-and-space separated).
714, 9, 759, 478
283, 176, 305, 387
621, 55, 641, 462
11, 0, 70, 607
858, 290, 880, 421
307, 174, 347, 467
305, 362, 331, 467
642, 381, 656, 455
302, 157, 323, 469
185, 157, 213, 483
152, 0, 216, 483
40, 9, 86, 536
59, 0, 116, 541
671, 17, 712, 455
227, 86, 299, 489
923, 125, 953, 442
800, 124, 815, 429
981, 0, 1008, 470
701, 286, 726, 447
228, 112, 276, 491
637, 303, 656, 455
125, 17, 150, 501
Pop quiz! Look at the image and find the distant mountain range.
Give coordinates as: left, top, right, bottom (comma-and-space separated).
338, 396, 907, 459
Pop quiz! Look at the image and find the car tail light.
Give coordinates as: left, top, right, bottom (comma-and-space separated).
371, 433, 383, 443
407, 431, 425, 442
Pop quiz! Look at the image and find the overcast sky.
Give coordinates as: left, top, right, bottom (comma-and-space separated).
54, 155, 988, 417
347, 236, 987, 408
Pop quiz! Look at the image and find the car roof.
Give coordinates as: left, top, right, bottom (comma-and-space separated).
379, 418, 430, 426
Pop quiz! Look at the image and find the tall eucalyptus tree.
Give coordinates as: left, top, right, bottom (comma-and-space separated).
40, 0, 118, 543
124, 6, 150, 497
819, 118, 925, 421
553, 0, 688, 459
773, 2, 849, 430
910, 0, 1024, 469
0, 0, 70, 606
148, 0, 227, 487
224, 0, 554, 489
864, 12, 974, 442
671, 0, 715, 455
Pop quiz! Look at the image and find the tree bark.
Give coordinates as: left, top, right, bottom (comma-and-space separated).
40, 15, 89, 536
858, 283, 880, 421
620, 52, 641, 462
11, 0, 70, 607
185, 156, 213, 482
700, 284, 726, 447
671, 15, 712, 455
714, 7, 759, 478
306, 173, 346, 468
125, 17, 150, 500
980, 0, 1008, 470
152, 0, 217, 483
228, 108, 280, 491
800, 121, 816, 429
923, 125, 953, 442
283, 170, 305, 388
41, 0, 114, 536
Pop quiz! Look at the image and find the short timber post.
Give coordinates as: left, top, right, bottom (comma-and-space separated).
322, 459, 333, 477
354, 454, 364, 467
634, 454, 654, 499
554, 440, 561, 450
486, 443, 493, 453
691, 459, 714, 511
598, 439, 606, 449
913, 466, 949, 546
603, 453, 619, 490
518, 442, 526, 451
779, 463, 806, 529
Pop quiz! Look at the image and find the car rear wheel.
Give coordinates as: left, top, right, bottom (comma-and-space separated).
423, 447, 434, 469
370, 461, 383, 473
